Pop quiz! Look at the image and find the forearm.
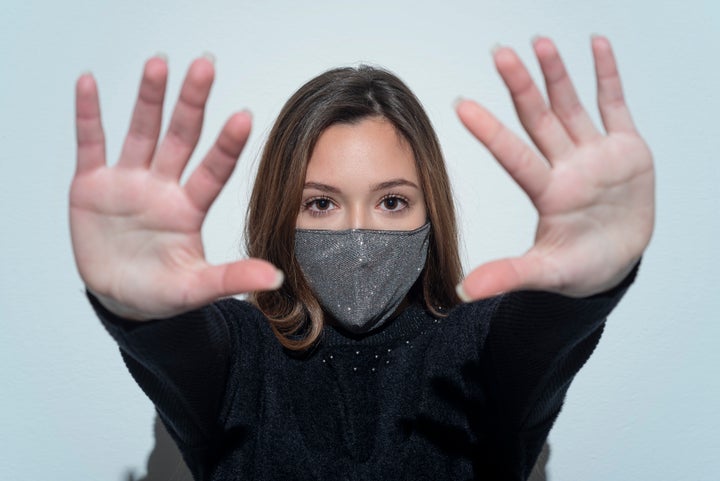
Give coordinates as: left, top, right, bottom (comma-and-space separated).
482, 260, 639, 429
88, 292, 234, 444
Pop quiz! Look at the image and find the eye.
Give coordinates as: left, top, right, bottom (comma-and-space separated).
303, 196, 337, 216
378, 195, 409, 212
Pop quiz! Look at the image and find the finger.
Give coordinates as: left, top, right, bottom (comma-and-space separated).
75, 73, 106, 174
152, 56, 215, 180
192, 258, 284, 302
592, 35, 637, 133
494, 46, 574, 161
456, 99, 550, 202
533, 37, 600, 143
456, 255, 548, 301
184, 111, 252, 214
118, 55, 168, 169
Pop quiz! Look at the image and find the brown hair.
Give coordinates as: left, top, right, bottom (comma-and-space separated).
245, 65, 462, 350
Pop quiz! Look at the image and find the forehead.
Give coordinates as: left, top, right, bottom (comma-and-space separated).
306, 117, 419, 183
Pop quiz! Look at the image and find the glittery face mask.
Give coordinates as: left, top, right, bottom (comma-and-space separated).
294, 223, 431, 334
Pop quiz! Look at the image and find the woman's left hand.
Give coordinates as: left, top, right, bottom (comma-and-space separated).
456, 35, 654, 301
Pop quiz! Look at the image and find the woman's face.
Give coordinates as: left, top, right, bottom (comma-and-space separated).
296, 117, 427, 231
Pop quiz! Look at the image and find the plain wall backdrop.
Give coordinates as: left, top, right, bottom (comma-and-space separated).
1, 0, 718, 479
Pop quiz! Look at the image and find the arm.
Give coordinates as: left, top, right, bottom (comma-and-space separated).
454, 36, 652, 477
71, 57, 285, 471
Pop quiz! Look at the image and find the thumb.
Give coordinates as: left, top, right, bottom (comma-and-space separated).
456, 254, 548, 302
193, 258, 284, 303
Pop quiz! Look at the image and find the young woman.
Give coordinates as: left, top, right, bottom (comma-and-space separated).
70, 36, 654, 480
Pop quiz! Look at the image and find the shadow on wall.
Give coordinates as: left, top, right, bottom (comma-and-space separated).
125, 416, 193, 481
124, 415, 549, 480
529, 442, 549, 481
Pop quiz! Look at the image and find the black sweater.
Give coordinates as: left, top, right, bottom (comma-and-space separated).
92, 270, 635, 481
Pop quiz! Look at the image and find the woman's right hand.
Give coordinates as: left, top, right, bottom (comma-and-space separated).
70, 56, 283, 321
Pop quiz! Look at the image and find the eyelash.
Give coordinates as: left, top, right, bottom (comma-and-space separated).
303, 196, 336, 217
301, 194, 410, 217
378, 194, 409, 213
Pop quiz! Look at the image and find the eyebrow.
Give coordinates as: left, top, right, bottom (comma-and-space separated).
370, 179, 420, 192
303, 182, 341, 194
303, 178, 420, 193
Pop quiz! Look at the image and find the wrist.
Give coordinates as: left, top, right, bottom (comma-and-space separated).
87, 288, 156, 321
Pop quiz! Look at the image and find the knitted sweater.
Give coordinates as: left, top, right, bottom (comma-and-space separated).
91, 269, 635, 481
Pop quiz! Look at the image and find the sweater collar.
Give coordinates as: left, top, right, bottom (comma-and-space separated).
318, 303, 439, 347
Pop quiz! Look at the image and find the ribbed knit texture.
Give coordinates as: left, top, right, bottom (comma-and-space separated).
91, 266, 636, 480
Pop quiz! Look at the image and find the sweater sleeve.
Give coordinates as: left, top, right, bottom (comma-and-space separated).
480, 262, 639, 477
88, 293, 236, 449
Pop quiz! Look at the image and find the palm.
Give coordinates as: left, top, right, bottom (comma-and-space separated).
71, 57, 280, 320
457, 36, 654, 300
70, 167, 205, 314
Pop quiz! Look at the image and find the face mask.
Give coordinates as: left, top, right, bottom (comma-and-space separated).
294, 223, 431, 334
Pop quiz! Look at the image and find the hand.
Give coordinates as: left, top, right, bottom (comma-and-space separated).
456, 36, 654, 301
70, 56, 283, 320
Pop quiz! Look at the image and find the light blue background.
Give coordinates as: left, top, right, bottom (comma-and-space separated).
1, 1, 718, 479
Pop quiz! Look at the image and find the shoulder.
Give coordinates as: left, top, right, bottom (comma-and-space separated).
212, 297, 276, 340
213, 296, 267, 320
444, 296, 503, 336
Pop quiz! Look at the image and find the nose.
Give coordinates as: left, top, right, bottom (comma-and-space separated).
348, 203, 369, 230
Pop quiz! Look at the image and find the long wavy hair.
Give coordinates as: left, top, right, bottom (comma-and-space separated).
246, 65, 462, 350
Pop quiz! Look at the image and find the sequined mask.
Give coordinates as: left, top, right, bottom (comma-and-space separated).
294, 223, 431, 334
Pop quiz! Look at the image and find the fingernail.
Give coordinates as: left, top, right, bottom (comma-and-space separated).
271, 269, 285, 290
452, 96, 466, 110
531, 35, 543, 46
490, 43, 503, 55
154, 52, 168, 62
455, 282, 472, 303
202, 52, 216, 65
590, 33, 606, 47
240, 109, 254, 122
80, 70, 93, 78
